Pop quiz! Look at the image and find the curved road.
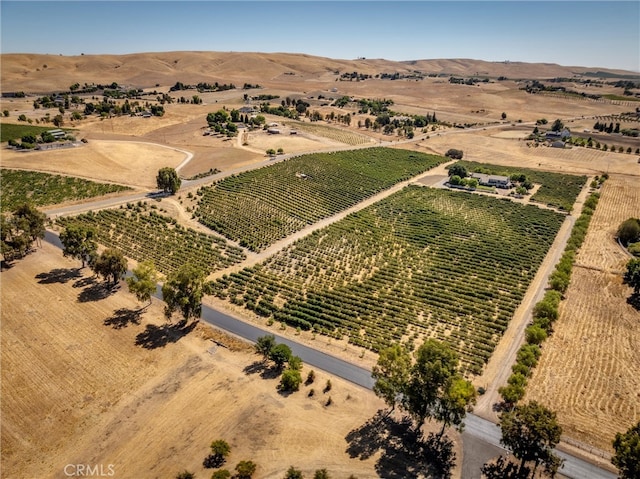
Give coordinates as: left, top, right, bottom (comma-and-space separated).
43, 231, 616, 479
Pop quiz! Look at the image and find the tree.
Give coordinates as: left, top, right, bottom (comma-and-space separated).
372, 343, 411, 412
314, 470, 330, 479
211, 470, 231, 479
617, 218, 640, 246
235, 460, 257, 479
435, 376, 477, 437
501, 112, 507, 120
204, 439, 231, 468
161, 263, 206, 321
444, 149, 464, 160
269, 343, 292, 370
126, 260, 158, 308
156, 167, 181, 194
284, 466, 304, 479
175, 471, 195, 479
13, 203, 46, 245
499, 401, 563, 477
93, 248, 127, 286
550, 119, 564, 132
59, 224, 98, 268
403, 339, 460, 428
280, 368, 302, 392
447, 163, 468, 178
255, 334, 276, 361
612, 421, 640, 479
623, 258, 640, 294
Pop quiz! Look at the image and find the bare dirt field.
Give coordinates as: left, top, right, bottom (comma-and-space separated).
1, 243, 467, 479
525, 175, 640, 452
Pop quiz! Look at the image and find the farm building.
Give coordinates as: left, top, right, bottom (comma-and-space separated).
47, 129, 66, 140
545, 129, 571, 140
239, 106, 257, 114
471, 173, 512, 188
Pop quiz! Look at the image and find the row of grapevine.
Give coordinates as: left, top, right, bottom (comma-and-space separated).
194, 148, 446, 251
208, 186, 565, 374
1, 168, 130, 212
57, 202, 245, 276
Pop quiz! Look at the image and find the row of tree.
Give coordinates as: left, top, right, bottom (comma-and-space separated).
1, 203, 46, 265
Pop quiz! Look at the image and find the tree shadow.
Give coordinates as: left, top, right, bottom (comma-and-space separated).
77, 281, 117, 302
242, 360, 282, 380
134, 319, 198, 349
35, 267, 82, 284
104, 308, 143, 329
627, 293, 640, 311
345, 410, 456, 479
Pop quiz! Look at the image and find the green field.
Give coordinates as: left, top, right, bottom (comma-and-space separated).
1, 169, 131, 212
194, 148, 446, 251
0, 123, 71, 143
209, 186, 565, 373
452, 161, 587, 211
57, 202, 246, 276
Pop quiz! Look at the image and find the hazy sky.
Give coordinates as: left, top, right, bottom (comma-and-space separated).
2, 1, 639, 71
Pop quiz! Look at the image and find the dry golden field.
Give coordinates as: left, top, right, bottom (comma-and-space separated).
525, 175, 640, 452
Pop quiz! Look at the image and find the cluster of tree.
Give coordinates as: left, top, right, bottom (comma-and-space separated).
446, 163, 479, 188
176, 95, 202, 105
593, 121, 621, 134
259, 102, 300, 120
156, 167, 181, 195
339, 71, 372, 81
483, 401, 563, 478
523, 80, 602, 100
206, 109, 239, 137
102, 88, 144, 99
255, 335, 304, 392
279, 97, 309, 115
169, 81, 236, 93
371, 339, 476, 437
281, 467, 335, 479
1, 203, 46, 265
180, 449, 257, 479
59, 224, 127, 286
250, 94, 279, 101
83, 99, 162, 118
357, 98, 394, 115
242, 83, 261, 90
449, 76, 488, 85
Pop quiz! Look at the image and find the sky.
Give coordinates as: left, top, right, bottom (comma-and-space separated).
1, 1, 639, 72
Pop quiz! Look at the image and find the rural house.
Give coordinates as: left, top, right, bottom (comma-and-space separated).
471, 173, 512, 188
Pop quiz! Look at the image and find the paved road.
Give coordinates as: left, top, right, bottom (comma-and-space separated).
43, 232, 615, 479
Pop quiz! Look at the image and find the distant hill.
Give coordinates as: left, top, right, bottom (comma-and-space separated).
1, 51, 638, 93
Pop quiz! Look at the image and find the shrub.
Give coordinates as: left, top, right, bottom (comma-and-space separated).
280, 368, 302, 392
445, 148, 464, 160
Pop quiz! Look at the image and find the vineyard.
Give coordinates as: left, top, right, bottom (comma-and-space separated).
1, 169, 131, 212
194, 148, 446, 251
209, 186, 565, 373
56, 202, 245, 276
287, 121, 376, 145
451, 161, 587, 212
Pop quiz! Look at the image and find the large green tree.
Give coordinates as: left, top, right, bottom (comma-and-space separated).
161, 263, 206, 321
127, 260, 158, 308
235, 460, 257, 479
255, 334, 276, 361
156, 167, 181, 194
269, 343, 292, 370
402, 339, 460, 428
435, 375, 477, 437
612, 421, 640, 479
499, 401, 563, 478
59, 224, 98, 268
93, 248, 128, 286
617, 218, 640, 246
372, 343, 411, 413
0, 203, 46, 263
624, 258, 640, 294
